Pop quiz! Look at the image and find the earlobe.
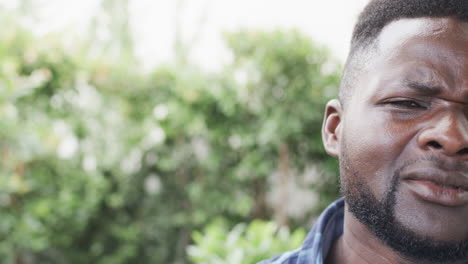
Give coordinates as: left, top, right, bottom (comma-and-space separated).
321, 99, 343, 158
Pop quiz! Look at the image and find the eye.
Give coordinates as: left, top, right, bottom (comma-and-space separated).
385, 99, 427, 109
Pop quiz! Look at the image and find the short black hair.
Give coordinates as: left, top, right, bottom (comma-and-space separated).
340, 0, 468, 104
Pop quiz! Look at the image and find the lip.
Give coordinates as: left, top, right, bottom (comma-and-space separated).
402, 166, 468, 207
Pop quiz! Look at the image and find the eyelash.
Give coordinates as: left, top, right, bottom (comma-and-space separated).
385, 100, 427, 109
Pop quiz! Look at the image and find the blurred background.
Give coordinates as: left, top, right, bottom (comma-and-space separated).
0, 0, 368, 263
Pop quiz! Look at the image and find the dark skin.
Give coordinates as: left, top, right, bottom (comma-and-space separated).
322, 18, 468, 264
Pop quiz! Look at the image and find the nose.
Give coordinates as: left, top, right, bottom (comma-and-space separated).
417, 112, 468, 156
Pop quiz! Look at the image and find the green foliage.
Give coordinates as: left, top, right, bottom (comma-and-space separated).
0, 8, 341, 264
188, 220, 306, 264
222, 30, 341, 213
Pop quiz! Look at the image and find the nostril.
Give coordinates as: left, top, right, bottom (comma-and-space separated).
458, 148, 468, 155
427, 141, 442, 149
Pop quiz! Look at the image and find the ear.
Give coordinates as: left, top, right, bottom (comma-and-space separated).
321, 99, 343, 158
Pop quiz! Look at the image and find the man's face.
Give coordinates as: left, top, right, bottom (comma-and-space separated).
337, 18, 468, 261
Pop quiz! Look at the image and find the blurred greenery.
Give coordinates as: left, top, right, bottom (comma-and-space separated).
0, 1, 341, 263
188, 220, 306, 264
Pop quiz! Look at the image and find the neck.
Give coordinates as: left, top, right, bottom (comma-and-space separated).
325, 204, 464, 264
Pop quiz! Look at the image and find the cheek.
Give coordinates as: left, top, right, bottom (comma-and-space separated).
342, 115, 416, 197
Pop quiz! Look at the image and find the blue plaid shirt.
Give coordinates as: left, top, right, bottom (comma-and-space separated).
257, 198, 344, 264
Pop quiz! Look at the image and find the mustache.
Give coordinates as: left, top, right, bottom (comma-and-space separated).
397, 155, 468, 174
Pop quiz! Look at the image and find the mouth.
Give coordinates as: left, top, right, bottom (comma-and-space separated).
418, 180, 468, 191
402, 167, 468, 207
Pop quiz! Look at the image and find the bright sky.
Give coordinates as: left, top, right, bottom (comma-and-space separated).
1, 0, 370, 71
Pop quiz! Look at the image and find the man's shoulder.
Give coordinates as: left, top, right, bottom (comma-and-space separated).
256, 198, 345, 264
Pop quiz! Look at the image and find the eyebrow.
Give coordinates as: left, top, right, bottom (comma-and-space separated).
404, 80, 442, 95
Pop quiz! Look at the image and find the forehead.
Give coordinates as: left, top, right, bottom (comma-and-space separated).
350, 17, 468, 103
378, 17, 468, 53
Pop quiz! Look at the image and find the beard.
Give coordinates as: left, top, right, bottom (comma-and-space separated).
340, 146, 468, 263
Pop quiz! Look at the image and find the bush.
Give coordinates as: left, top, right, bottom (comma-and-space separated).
188, 220, 306, 264
0, 8, 340, 263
